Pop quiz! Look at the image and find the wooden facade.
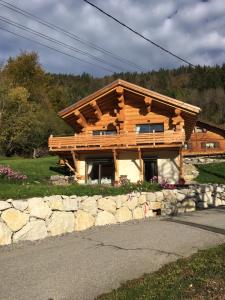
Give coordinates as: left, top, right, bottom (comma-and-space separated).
48, 79, 200, 184
183, 121, 225, 156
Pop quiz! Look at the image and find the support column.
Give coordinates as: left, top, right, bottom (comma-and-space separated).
179, 147, 184, 181
71, 151, 80, 177
138, 148, 144, 181
113, 149, 119, 182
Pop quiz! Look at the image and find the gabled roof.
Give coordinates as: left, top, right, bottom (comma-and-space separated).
59, 79, 201, 118
196, 120, 225, 135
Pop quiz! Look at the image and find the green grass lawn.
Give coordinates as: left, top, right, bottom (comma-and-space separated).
0, 156, 159, 199
196, 161, 225, 184
98, 244, 225, 300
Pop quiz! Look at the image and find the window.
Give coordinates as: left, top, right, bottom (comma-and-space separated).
86, 159, 114, 184
93, 130, 117, 136
136, 123, 164, 134
195, 126, 206, 133
201, 142, 219, 149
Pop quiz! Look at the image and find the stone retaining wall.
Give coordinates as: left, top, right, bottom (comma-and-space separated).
0, 184, 225, 246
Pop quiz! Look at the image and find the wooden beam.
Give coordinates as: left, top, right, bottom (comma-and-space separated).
65, 161, 76, 175
115, 86, 125, 131
138, 148, 144, 181
112, 149, 119, 182
90, 100, 102, 120
74, 110, 87, 128
172, 108, 184, 130
144, 96, 152, 113
71, 151, 79, 175
179, 147, 183, 180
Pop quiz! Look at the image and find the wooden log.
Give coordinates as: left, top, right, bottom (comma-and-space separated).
112, 149, 119, 182
138, 148, 144, 181
179, 147, 183, 179
144, 96, 152, 113
90, 100, 102, 120
71, 151, 79, 175
74, 110, 87, 129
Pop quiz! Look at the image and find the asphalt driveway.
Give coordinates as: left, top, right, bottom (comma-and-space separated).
0, 207, 225, 300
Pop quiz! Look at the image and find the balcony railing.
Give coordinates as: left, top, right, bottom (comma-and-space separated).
48, 131, 185, 151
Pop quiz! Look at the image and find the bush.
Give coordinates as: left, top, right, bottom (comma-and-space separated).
0, 165, 27, 181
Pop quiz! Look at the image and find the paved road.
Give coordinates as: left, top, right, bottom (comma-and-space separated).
0, 207, 225, 300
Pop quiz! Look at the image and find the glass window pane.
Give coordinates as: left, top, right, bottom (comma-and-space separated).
136, 123, 164, 133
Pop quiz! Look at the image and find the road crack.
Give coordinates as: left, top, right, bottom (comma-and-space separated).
77, 235, 183, 258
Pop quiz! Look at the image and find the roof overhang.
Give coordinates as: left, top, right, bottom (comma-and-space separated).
58, 79, 201, 119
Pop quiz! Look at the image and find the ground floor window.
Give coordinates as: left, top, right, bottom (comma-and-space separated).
143, 158, 158, 181
201, 142, 219, 149
86, 159, 114, 184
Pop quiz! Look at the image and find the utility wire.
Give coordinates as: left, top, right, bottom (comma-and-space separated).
0, 0, 146, 72
0, 25, 115, 73
82, 0, 196, 68
0, 15, 125, 72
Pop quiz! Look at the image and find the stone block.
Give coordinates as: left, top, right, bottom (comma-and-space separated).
62, 198, 79, 211
81, 198, 97, 215
0, 222, 12, 245
75, 210, 95, 231
47, 197, 64, 211
126, 198, 138, 210
155, 191, 164, 202
13, 220, 47, 242
115, 207, 132, 223
146, 192, 156, 202
132, 207, 144, 220
95, 211, 117, 226
12, 200, 28, 211
98, 198, 116, 213
1, 208, 29, 232
28, 198, 52, 219
138, 194, 146, 205
47, 211, 74, 236
148, 202, 161, 210
0, 201, 11, 211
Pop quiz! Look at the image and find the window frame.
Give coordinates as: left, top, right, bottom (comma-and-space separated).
136, 123, 164, 134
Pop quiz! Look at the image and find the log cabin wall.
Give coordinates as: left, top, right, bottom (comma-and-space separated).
184, 122, 225, 156
73, 90, 183, 135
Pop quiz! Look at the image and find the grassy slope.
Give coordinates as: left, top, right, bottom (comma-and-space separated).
98, 244, 225, 300
0, 156, 159, 199
196, 162, 225, 184
0, 156, 58, 183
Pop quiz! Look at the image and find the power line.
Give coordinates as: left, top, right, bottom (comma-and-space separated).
0, 15, 125, 72
82, 0, 196, 68
0, 25, 115, 73
0, 0, 146, 72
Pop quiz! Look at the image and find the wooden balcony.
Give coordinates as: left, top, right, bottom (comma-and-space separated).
48, 131, 185, 152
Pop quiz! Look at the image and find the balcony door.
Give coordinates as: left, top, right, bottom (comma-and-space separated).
86, 159, 114, 184
143, 158, 158, 181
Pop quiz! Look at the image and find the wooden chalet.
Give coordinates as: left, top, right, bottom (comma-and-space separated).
183, 120, 225, 157
48, 79, 200, 184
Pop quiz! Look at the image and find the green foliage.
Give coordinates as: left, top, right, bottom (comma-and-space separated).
196, 162, 225, 184
98, 244, 225, 300
1, 51, 225, 157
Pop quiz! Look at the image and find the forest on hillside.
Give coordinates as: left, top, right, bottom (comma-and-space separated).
0, 51, 225, 157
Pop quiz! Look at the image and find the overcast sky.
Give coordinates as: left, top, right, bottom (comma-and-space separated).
0, 0, 225, 76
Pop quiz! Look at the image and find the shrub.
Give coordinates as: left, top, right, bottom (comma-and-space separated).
0, 165, 27, 181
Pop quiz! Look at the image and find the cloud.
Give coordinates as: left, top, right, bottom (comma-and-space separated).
0, 0, 225, 76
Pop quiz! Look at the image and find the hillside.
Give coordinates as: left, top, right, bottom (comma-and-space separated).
0, 52, 225, 156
